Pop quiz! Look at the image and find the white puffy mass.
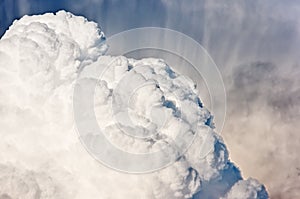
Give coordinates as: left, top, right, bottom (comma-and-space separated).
0, 11, 268, 199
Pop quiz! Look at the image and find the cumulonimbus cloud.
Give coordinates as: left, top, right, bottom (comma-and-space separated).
0, 10, 268, 199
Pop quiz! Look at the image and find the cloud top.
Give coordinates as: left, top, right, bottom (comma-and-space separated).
0, 11, 268, 199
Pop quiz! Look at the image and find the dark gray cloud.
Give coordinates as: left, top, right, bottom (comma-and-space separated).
225, 61, 300, 198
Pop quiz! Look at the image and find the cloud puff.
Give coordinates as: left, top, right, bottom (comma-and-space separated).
0, 164, 73, 199
0, 10, 267, 199
1, 1, 299, 198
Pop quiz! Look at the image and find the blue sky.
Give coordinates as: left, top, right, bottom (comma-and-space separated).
1, 0, 299, 67
0, 0, 167, 37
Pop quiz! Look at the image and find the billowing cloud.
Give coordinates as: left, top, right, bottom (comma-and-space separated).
0, 11, 268, 198
1, 1, 299, 198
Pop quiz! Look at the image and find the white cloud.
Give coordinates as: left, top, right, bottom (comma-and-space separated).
0, 10, 268, 199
